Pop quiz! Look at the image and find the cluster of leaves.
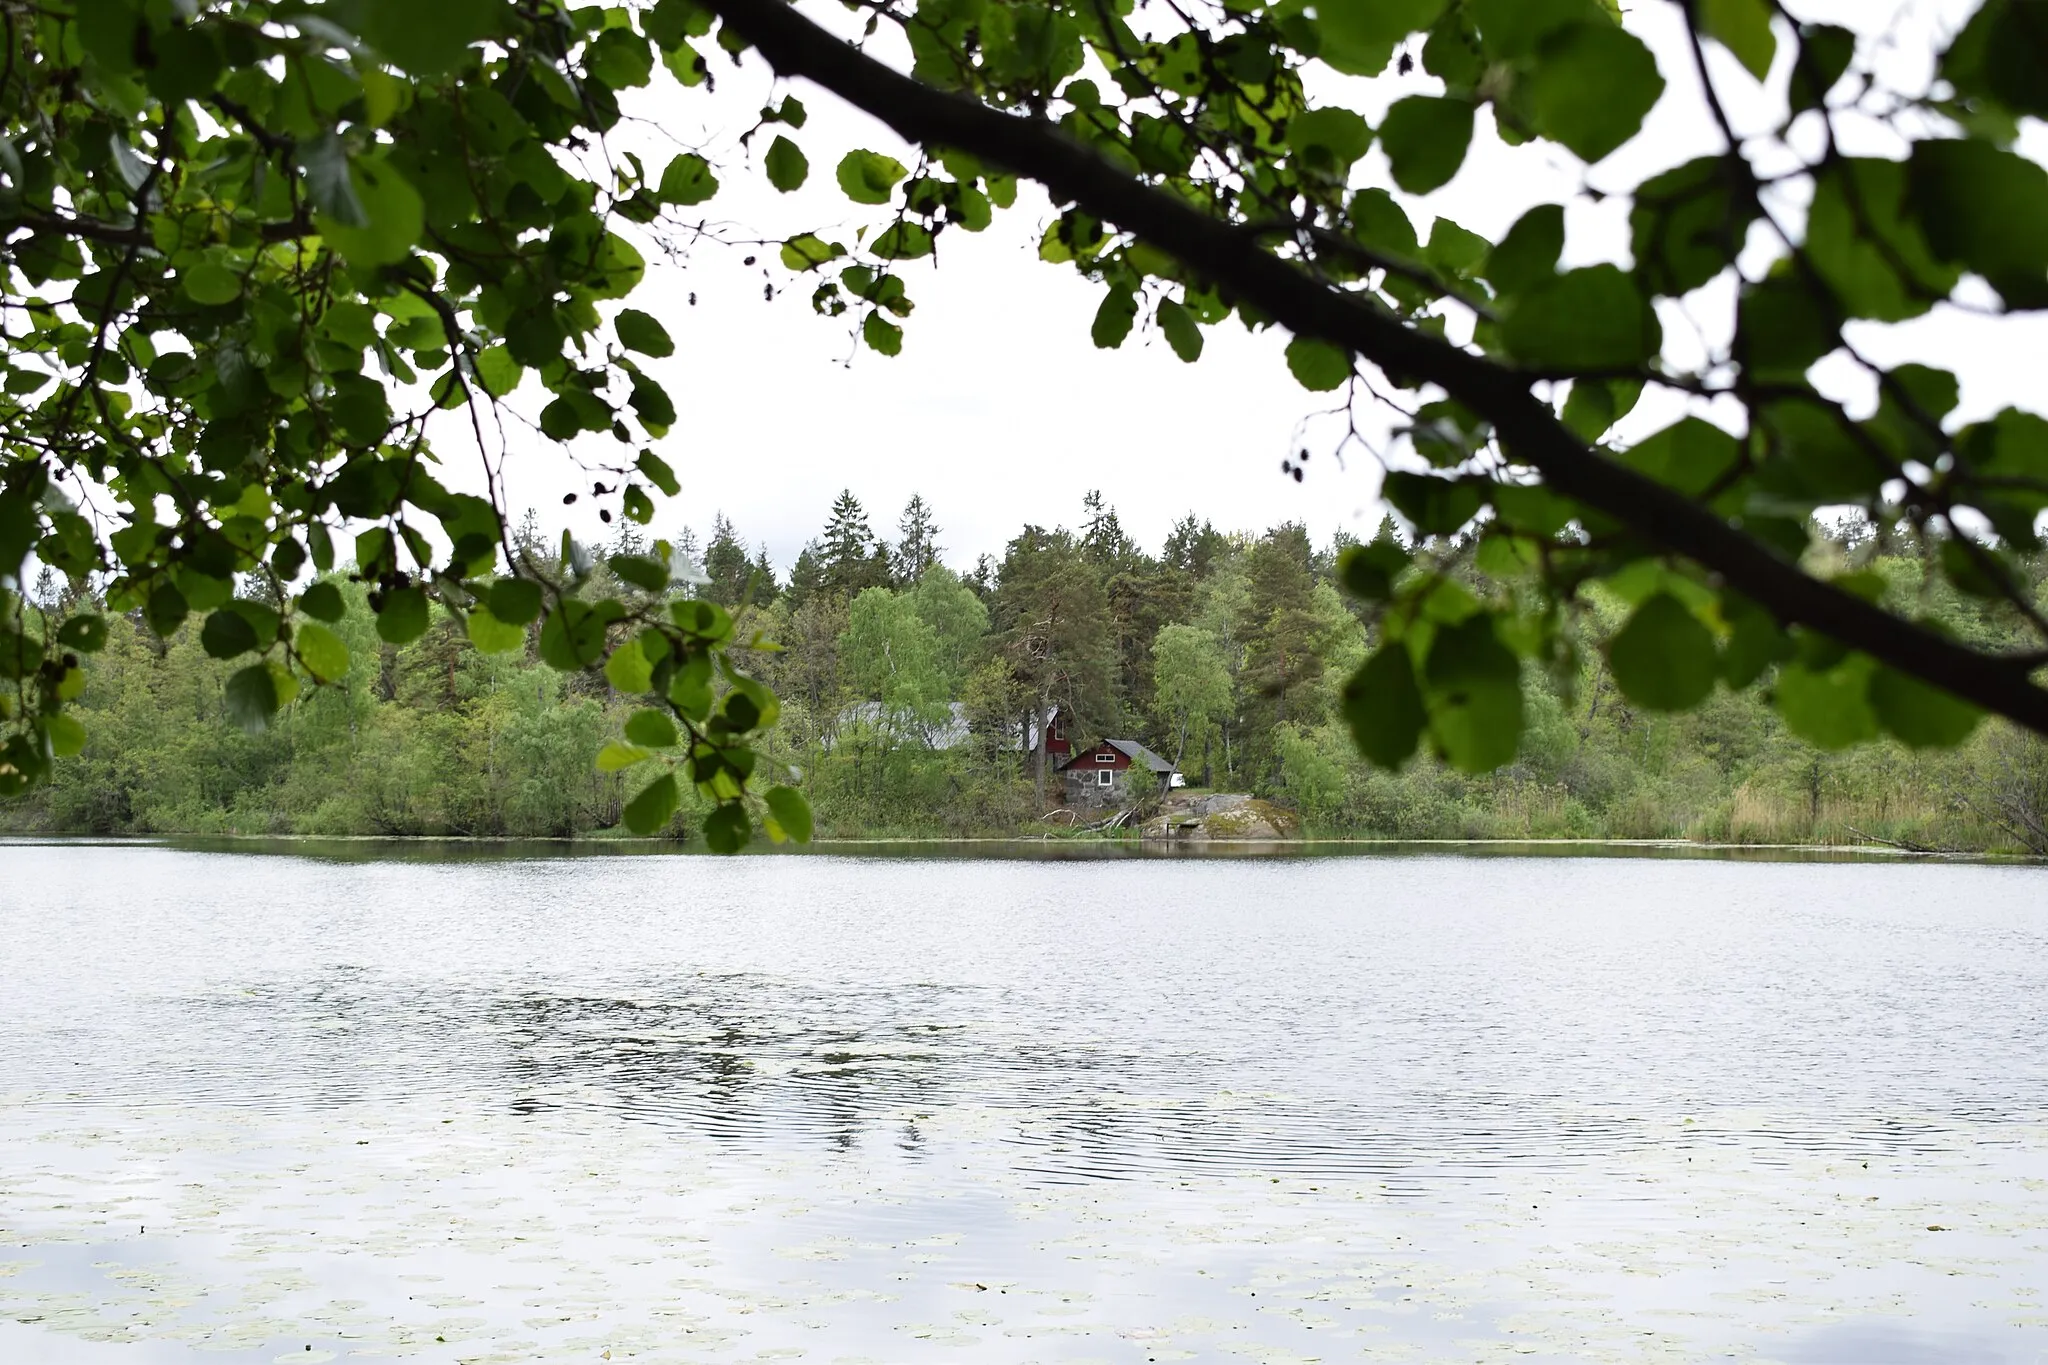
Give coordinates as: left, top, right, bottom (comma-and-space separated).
0, 0, 806, 842
727, 0, 2048, 771
6, 0, 2046, 815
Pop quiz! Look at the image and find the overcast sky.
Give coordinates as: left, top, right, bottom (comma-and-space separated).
437, 0, 2043, 573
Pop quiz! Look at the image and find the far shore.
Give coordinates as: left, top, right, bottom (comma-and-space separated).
4, 831, 2037, 862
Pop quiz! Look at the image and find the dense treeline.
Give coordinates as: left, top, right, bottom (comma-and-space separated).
9, 491, 2048, 853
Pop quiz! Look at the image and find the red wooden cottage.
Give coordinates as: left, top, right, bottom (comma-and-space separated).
1058, 738, 1177, 809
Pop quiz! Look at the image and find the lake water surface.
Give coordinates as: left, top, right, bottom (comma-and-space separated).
3, 841, 2047, 1363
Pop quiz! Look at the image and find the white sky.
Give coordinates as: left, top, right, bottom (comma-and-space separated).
440, 0, 2043, 573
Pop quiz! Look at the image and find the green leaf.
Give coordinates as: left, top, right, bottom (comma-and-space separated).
145, 582, 189, 637
587, 26, 654, 88
605, 636, 655, 692
871, 222, 934, 261
1907, 139, 2048, 309
837, 149, 908, 205
1379, 96, 1475, 194
1337, 539, 1412, 600
0, 628, 41, 681
1632, 156, 1756, 297
301, 133, 366, 227
223, 663, 281, 734
1737, 275, 1839, 384
1621, 416, 1742, 498
1700, 0, 1777, 79
1285, 336, 1351, 391
488, 578, 544, 626
637, 451, 680, 498
375, 585, 430, 644
623, 486, 655, 528
295, 622, 351, 682
55, 615, 108, 653
1719, 594, 1791, 687
466, 603, 525, 654
1424, 615, 1523, 774
863, 311, 903, 356
764, 135, 809, 192
1314, 0, 1446, 73
1499, 266, 1661, 370
1467, 0, 1606, 60
1342, 646, 1429, 768
659, 153, 720, 206
1805, 158, 1956, 322
538, 600, 607, 670
1156, 298, 1203, 362
360, 0, 496, 74
317, 159, 424, 267
615, 309, 674, 358
1383, 472, 1485, 536
1522, 23, 1665, 163
702, 802, 751, 853
1560, 377, 1642, 441
1789, 24, 1855, 112
598, 741, 655, 772
182, 263, 242, 306
1092, 288, 1138, 349
1775, 655, 1879, 749
73, 0, 146, 73
1484, 204, 1564, 296
623, 773, 681, 834
780, 233, 843, 271
765, 785, 814, 843
45, 713, 87, 759
298, 582, 346, 623
1870, 665, 1982, 749
610, 553, 668, 591
1607, 592, 1719, 711
475, 347, 522, 398
625, 708, 680, 747
201, 608, 259, 660
1286, 107, 1375, 172
1941, 0, 2048, 120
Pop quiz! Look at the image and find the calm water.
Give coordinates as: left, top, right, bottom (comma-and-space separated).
3, 841, 2046, 1363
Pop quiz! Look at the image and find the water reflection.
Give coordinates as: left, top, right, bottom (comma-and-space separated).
4, 843, 2048, 1362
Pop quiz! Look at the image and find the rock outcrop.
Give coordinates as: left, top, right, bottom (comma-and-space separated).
1141, 793, 1300, 841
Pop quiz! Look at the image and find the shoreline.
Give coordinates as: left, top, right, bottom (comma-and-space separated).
2, 830, 2039, 862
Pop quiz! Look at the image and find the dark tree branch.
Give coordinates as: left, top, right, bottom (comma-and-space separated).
703, 0, 2048, 737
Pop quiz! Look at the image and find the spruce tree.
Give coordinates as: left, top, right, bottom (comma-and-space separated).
894, 495, 943, 586
703, 514, 753, 609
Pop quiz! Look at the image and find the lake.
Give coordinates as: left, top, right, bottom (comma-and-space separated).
3, 841, 2046, 1363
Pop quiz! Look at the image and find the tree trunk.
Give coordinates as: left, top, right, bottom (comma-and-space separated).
1034, 697, 1050, 807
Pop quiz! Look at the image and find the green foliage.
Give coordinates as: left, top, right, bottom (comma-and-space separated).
4, 0, 2045, 817
8, 511, 2044, 853
1608, 594, 1718, 712
1379, 96, 1476, 193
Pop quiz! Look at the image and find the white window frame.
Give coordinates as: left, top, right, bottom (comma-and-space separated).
1096, 751, 1116, 764
1098, 769, 1114, 787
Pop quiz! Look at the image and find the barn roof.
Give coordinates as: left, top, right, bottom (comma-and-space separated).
1059, 738, 1176, 774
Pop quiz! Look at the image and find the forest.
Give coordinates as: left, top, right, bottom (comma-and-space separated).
9, 489, 2047, 855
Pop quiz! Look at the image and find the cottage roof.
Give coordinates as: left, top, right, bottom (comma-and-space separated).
1059, 738, 1176, 774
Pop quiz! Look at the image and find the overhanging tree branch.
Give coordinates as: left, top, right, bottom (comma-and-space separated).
705, 0, 2048, 738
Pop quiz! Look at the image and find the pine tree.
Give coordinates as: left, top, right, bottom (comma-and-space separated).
1237, 523, 1327, 782
509, 508, 550, 576
749, 546, 782, 606
893, 494, 942, 586
1080, 490, 1136, 568
1163, 514, 1229, 579
785, 541, 827, 613
820, 490, 887, 597
702, 513, 752, 608
989, 526, 1117, 805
